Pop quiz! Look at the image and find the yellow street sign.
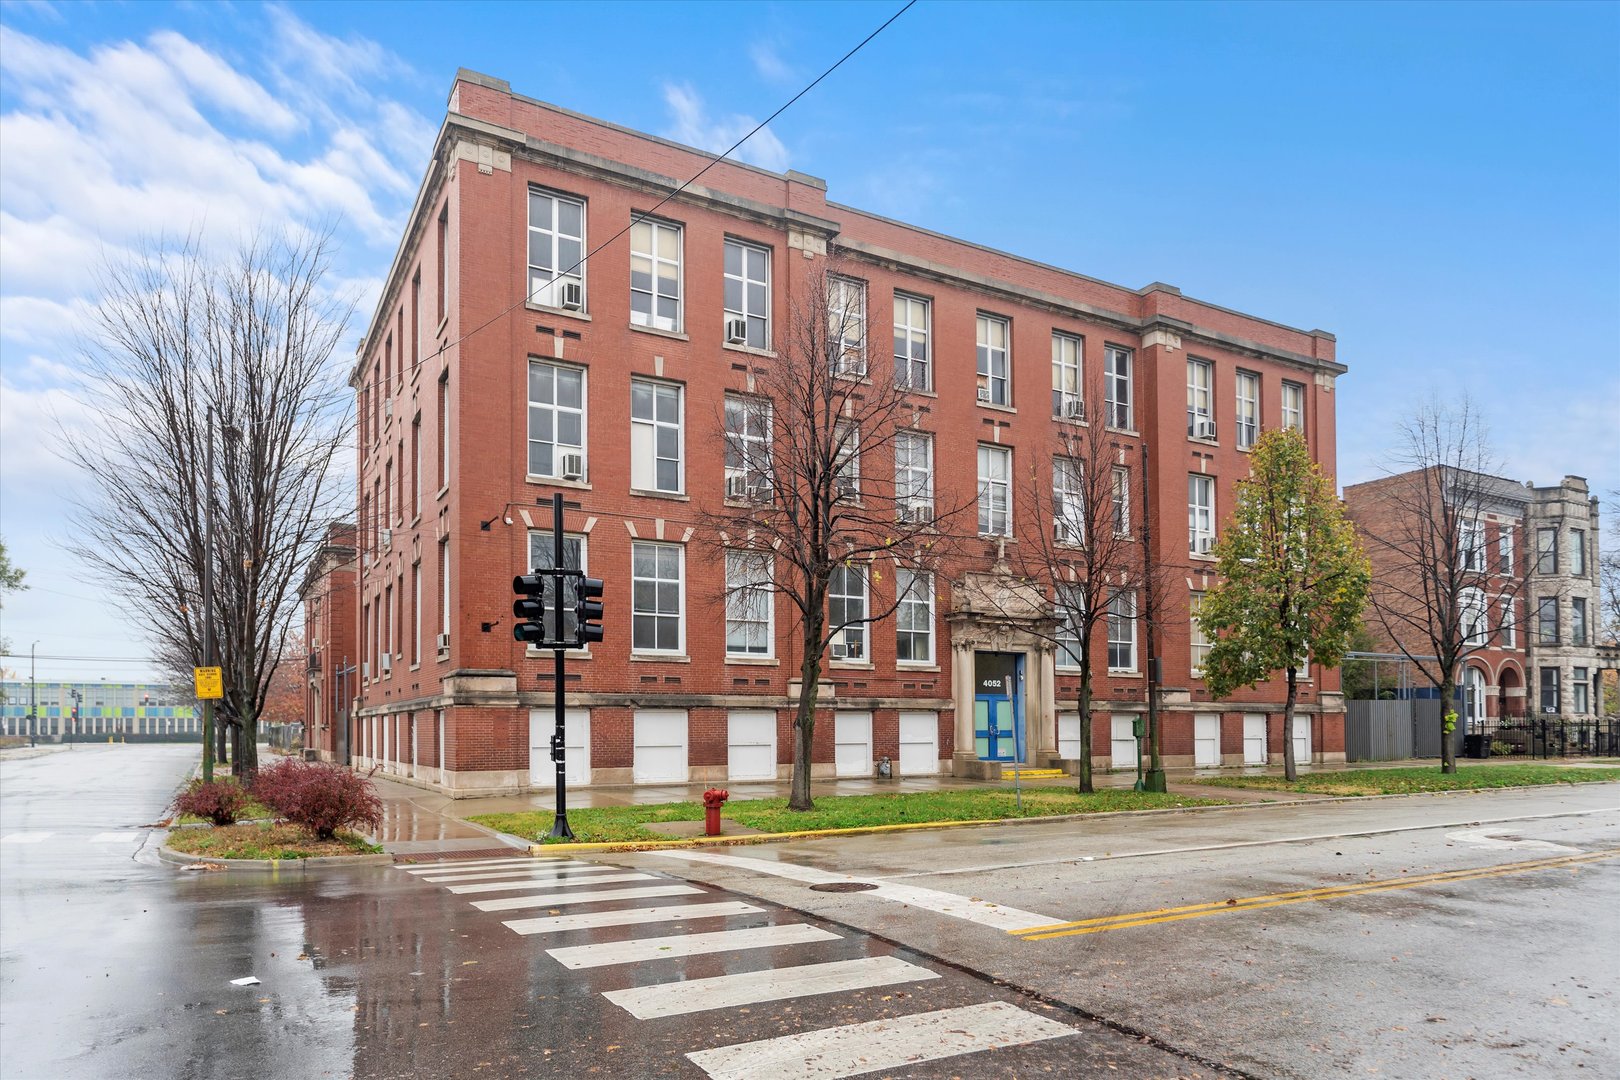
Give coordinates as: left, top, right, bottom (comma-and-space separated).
194, 666, 224, 700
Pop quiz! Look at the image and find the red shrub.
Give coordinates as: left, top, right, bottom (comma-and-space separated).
172, 779, 251, 827
251, 759, 382, 841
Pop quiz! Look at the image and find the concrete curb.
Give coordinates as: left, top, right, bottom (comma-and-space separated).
157, 842, 394, 872
516, 776, 1620, 855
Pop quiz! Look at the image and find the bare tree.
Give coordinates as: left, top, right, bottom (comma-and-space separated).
61, 231, 353, 777
701, 255, 969, 811
1357, 398, 1520, 773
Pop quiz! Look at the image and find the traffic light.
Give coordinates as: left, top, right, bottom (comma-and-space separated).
513, 574, 550, 645
575, 577, 605, 646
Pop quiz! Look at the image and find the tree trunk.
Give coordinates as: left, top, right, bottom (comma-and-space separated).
1282, 667, 1298, 782
1440, 675, 1457, 774
1076, 669, 1094, 794
789, 601, 827, 812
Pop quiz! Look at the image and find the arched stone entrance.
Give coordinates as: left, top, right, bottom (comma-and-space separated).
1498, 664, 1523, 720
946, 567, 1058, 778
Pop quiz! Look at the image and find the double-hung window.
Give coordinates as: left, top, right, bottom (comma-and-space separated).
1459, 587, 1488, 647
527, 360, 585, 479
1189, 591, 1212, 677
723, 239, 770, 349
1052, 332, 1084, 419
1055, 590, 1085, 671
1053, 456, 1085, 545
1499, 596, 1516, 648
528, 531, 586, 644
1107, 589, 1137, 671
724, 550, 773, 658
1459, 519, 1485, 573
1536, 528, 1558, 574
976, 315, 1010, 406
438, 537, 450, 646
893, 294, 931, 390
723, 394, 772, 500
977, 444, 1011, 536
630, 378, 682, 493
1572, 597, 1588, 646
1105, 345, 1133, 429
1189, 474, 1215, 556
631, 541, 683, 653
1573, 668, 1589, 714
1498, 526, 1514, 574
894, 430, 933, 521
828, 276, 866, 376
1539, 667, 1560, 713
527, 188, 585, 310
828, 563, 868, 660
896, 569, 934, 664
833, 424, 860, 499
1187, 359, 1214, 438
1281, 381, 1305, 433
630, 218, 682, 331
1537, 597, 1558, 644
1235, 370, 1259, 449
1112, 465, 1131, 536
1571, 529, 1587, 575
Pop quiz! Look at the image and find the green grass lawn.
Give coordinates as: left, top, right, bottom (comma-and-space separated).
165, 822, 381, 860
1195, 762, 1620, 797
470, 787, 1230, 845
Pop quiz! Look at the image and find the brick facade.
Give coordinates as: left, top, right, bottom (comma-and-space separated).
342, 69, 1350, 796
300, 522, 358, 761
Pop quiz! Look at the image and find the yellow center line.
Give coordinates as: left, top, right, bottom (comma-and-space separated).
1010, 849, 1620, 942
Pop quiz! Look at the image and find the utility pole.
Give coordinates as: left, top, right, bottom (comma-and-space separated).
201, 404, 216, 783
28, 640, 38, 747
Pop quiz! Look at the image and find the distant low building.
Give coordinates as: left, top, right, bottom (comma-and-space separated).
0, 680, 199, 739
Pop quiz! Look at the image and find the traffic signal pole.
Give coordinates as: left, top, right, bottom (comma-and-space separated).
548, 493, 574, 840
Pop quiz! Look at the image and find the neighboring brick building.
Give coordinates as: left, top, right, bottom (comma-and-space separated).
1344, 470, 1605, 734
300, 522, 358, 762
346, 69, 1349, 796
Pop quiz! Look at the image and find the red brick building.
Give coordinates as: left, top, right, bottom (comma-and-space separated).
301, 522, 358, 762
346, 69, 1348, 796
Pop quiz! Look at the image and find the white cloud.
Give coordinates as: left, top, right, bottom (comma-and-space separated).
749, 40, 794, 84
149, 30, 301, 136
661, 82, 789, 173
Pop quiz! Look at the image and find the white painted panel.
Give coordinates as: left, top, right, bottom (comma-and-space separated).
633, 708, 688, 783
1243, 713, 1267, 765
547, 923, 840, 970
1194, 713, 1220, 767
1291, 716, 1312, 764
687, 1000, 1076, 1080
1057, 712, 1081, 760
897, 711, 938, 775
1111, 715, 1139, 768
470, 884, 702, 911
603, 955, 939, 1019
503, 900, 762, 936
530, 708, 589, 787
727, 710, 776, 781
834, 711, 872, 778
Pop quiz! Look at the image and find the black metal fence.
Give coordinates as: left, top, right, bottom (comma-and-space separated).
1478, 716, 1620, 759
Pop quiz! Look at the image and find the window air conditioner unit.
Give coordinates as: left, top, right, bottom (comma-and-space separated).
835, 478, 858, 499
379, 653, 391, 674
379, 528, 391, 550
746, 480, 772, 504
725, 474, 750, 500
1197, 536, 1214, 555
830, 639, 848, 660
898, 501, 928, 524
725, 317, 749, 344
976, 386, 992, 403
1195, 420, 1217, 440
560, 281, 583, 310
436, 633, 451, 651
559, 452, 584, 481
1064, 398, 1086, 420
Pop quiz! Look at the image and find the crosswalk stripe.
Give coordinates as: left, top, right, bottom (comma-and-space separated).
471, 883, 701, 912
686, 1000, 1077, 1080
503, 900, 762, 936
399, 857, 549, 873
420, 865, 629, 883
448, 874, 673, 896
1, 832, 52, 844
603, 955, 940, 1020
89, 832, 143, 843
548, 922, 841, 970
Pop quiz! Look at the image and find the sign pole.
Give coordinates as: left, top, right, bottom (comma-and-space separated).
201, 405, 216, 783
549, 492, 574, 840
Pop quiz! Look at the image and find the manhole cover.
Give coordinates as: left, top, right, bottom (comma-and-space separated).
809, 881, 879, 893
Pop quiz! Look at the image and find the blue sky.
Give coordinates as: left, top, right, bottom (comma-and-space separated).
1, 0, 1616, 683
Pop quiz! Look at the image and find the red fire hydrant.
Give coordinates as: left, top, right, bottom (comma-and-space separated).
702, 787, 730, 836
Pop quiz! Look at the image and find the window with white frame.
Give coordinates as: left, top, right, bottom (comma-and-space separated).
1537, 596, 1558, 644
893, 293, 931, 390
1498, 525, 1514, 574
1460, 587, 1488, 647
1281, 381, 1305, 433
1572, 596, 1588, 646
1107, 589, 1137, 671
630, 378, 682, 493
976, 314, 1010, 406
438, 537, 450, 645
828, 563, 867, 660
1499, 595, 1516, 648
1053, 456, 1085, 545
828, 276, 866, 376
977, 444, 1011, 536
411, 560, 421, 665
1459, 518, 1485, 572
833, 424, 860, 499
1190, 591, 1212, 677
631, 541, 683, 653
896, 568, 934, 664
527, 188, 585, 310
724, 550, 773, 657
1571, 529, 1587, 576
1055, 590, 1085, 670
723, 239, 770, 349
1539, 667, 1560, 713
1105, 344, 1132, 429
1052, 332, 1083, 419
894, 430, 933, 521
723, 393, 772, 500
1187, 359, 1214, 438
1112, 465, 1131, 535
630, 218, 682, 332
1189, 474, 1215, 555
527, 360, 585, 479
528, 531, 586, 644
1235, 370, 1259, 449
1573, 667, 1589, 714
1536, 528, 1557, 574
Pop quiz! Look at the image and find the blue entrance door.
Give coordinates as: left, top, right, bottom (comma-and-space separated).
974, 696, 1014, 762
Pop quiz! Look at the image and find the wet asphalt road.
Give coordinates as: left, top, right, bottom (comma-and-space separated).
1, 746, 1226, 1080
